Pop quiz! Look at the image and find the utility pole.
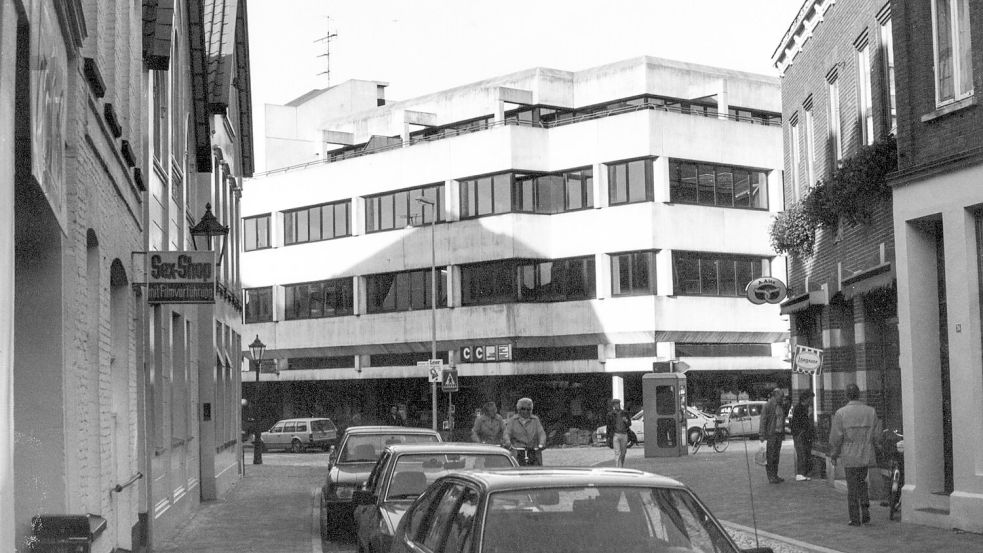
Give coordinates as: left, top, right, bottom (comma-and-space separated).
315, 16, 338, 87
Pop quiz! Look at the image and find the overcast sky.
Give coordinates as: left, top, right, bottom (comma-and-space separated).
247, 1, 805, 172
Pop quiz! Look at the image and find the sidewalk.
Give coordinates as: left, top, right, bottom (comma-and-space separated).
617, 439, 983, 553
153, 445, 983, 553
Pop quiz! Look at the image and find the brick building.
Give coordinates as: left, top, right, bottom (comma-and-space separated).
772, 0, 902, 448
0, 1, 253, 552
888, 0, 983, 532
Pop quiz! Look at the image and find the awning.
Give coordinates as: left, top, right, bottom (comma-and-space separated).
675, 356, 791, 372
841, 263, 895, 300
780, 286, 829, 315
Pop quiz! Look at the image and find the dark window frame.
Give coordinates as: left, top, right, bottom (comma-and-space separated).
365, 183, 445, 233
283, 277, 354, 320
669, 159, 769, 210
282, 200, 351, 246
459, 172, 515, 219
244, 287, 273, 323
365, 267, 448, 314
243, 213, 271, 252
672, 251, 766, 297
607, 157, 654, 206
610, 250, 657, 297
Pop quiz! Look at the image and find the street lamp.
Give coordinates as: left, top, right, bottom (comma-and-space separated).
248, 335, 266, 464
415, 197, 439, 432
190, 203, 230, 266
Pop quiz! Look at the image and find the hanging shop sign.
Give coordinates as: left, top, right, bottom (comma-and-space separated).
460, 343, 512, 363
745, 277, 788, 305
147, 251, 216, 304
30, 1, 69, 234
792, 345, 824, 375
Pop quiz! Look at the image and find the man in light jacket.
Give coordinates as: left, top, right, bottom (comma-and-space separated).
829, 383, 883, 526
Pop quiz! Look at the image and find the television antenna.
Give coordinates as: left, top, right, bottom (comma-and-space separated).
315, 17, 338, 87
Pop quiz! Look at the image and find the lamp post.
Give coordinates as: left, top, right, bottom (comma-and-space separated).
415, 197, 439, 432
248, 335, 266, 464
190, 203, 230, 266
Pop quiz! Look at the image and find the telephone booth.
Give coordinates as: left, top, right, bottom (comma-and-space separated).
642, 372, 688, 457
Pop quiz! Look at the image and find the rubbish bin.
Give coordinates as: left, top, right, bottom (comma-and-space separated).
30, 514, 104, 553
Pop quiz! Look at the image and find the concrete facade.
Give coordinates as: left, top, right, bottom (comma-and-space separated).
242, 57, 790, 435
888, 0, 983, 533
1, 1, 253, 552
772, 0, 903, 443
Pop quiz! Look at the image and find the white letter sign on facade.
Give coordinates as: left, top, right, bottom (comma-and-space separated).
147, 251, 216, 304
792, 345, 824, 375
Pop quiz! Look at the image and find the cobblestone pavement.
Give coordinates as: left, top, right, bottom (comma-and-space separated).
157, 444, 983, 553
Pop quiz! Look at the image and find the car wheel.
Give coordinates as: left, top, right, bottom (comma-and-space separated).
688, 427, 703, 446
291, 439, 303, 453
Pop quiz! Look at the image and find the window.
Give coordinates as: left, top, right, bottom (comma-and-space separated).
879, 11, 897, 133
932, 0, 974, 105
366, 184, 444, 232
611, 251, 656, 296
283, 200, 350, 245
284, 278, 353, 320
827, 70, 842, 166
672, 251, 765, 297
366, 268, 447, 313
856, 34, 874, 145
803, 98, 817, 186
675, 343, 773, 357
152, 70, 168, 162
607, 158, 653, 206
789, 115, 801, 200
243, 214, 270, 251
516, 256, 596, 302
461, 260, 517, 306
244, 287, 273, 323
669, 160, 768, 209
513, 167, 594, 214
460, 174, 512, 218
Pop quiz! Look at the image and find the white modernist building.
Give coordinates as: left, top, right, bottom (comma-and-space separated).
241, 56, 790, 433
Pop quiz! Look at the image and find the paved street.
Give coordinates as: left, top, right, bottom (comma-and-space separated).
157, 443, 983, 553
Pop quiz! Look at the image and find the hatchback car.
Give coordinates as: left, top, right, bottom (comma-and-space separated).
322, 425, 441, 536
353, 443, 517, 553
390, 467, 775, 553
717, 401, 766, 438
594, 406, 715, 446
260, 417, 337, 452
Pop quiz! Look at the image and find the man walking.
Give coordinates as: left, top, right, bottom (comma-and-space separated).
791, 391, 815, 481
605, 399, 632, 467
830, 383, 882, 526
760, 388, 787, 483
504, 398, 546, 465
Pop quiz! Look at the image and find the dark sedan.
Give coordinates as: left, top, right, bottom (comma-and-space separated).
321, 425, 440, 537
353, 443, 517, 553
390, 467, 775, 553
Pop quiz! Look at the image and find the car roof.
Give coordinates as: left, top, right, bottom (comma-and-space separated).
440, 467, 686, 491
720, 400, 765, 406
276, 417, 332, 422
384, 443, 511, 456
342, 425, 440, 436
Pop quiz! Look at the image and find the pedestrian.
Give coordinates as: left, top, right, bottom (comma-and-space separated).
791, 390, 816, 481
829, 383, 882, 526
504, 397, 546, 465
606, 398, 632, 467
385, 405, 403, 426
471, 401, 506, 445
760, 387, 787, 483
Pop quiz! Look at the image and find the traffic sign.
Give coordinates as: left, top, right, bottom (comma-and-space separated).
441, 368, 459, 392
793, 345, 824, 375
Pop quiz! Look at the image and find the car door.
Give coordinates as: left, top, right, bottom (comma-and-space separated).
355, 450, 392, 548
391, 482, 449, 553
729, 405, 750, 436
280, 422, 297, 450
747, 403, 763, 435
265, 422, 285, 449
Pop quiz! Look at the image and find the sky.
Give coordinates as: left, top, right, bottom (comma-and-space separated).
247, 0, 805, 172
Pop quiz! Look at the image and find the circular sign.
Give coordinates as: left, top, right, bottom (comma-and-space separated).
745, 277, 788, 305
795, 349, 823, 372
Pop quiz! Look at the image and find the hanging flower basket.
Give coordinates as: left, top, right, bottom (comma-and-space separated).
769, 200, 816, 258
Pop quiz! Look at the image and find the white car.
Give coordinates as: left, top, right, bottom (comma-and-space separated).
594, 407, 715, 446
717, 401, 766, 438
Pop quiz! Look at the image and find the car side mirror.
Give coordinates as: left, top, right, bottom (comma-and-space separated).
352, 489, 376, 506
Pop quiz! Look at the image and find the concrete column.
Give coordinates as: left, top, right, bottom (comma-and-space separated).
716, 79, 729, 120
444, 179, 459, 221
595, 253, 610, 300
494, 101, 505, 124
594, 162, 607, 208
351, 194, 364, 236
447, 266, 458, 308
652, 157, 670, 203
352, 276, 362, 316
656, 250, 674, 296
611, 375, 625, 404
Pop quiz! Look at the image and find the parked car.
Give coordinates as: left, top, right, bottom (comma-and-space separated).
260, 417, 338, 453
353, 443, 517, 553
593, 406, 715, 446
717, 401, 767, 438
321, 425, 441, 536
390, 467, 774, 553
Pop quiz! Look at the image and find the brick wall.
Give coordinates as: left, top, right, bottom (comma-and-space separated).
892, 0, 983, 172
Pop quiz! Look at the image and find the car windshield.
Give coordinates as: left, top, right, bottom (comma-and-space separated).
385, 453, 514, 501
481, 486, 737, 553
312, 420, 334, 432
631, 410, 644, 421
340, 434, 439, 463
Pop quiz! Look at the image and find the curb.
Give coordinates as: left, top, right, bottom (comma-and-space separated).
311, 486, 324, 553
721, 521, 848, 553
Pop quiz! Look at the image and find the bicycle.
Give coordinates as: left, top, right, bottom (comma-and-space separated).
691, 418, 730, 454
